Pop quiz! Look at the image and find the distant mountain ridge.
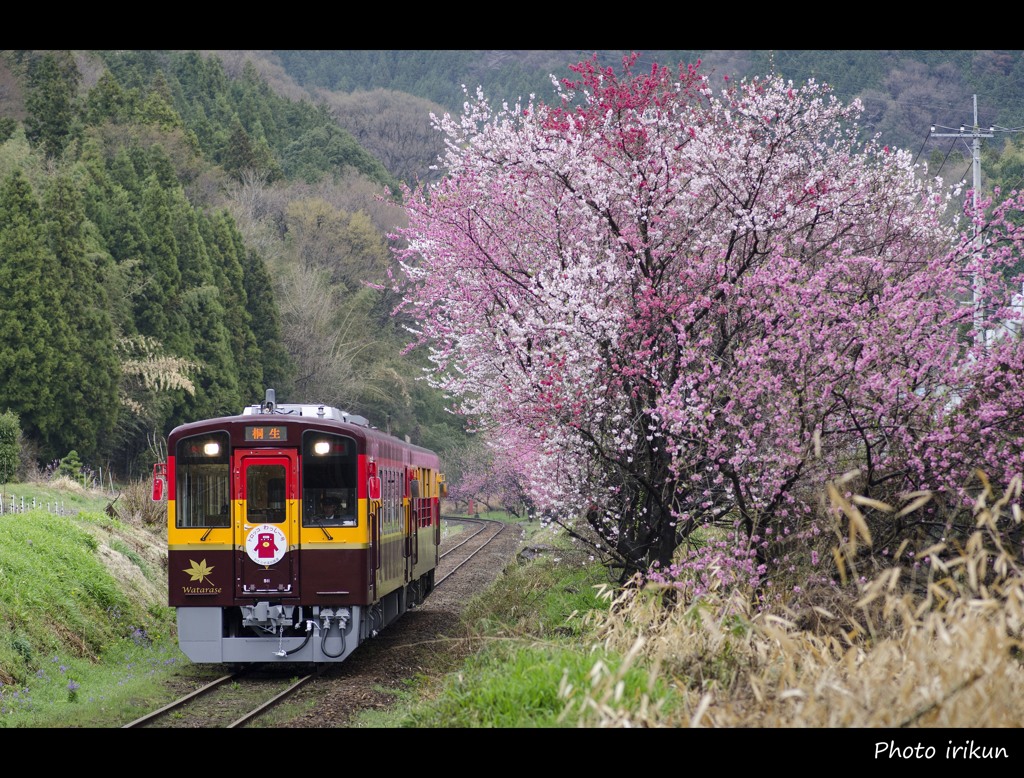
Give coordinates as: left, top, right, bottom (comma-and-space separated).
254, 50, 1024, 158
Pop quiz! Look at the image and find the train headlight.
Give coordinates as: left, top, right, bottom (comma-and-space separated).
203, 442, 221, 456
313, 440, 330, 455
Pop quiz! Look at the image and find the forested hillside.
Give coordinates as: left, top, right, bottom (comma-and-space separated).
0, 49, 466, 481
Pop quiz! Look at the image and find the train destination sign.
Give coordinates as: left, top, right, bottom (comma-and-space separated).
245, 425, 287, 442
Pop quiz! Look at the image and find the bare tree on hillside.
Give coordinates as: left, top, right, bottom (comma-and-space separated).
319, 88, 447, 186
275, 264, 367, 407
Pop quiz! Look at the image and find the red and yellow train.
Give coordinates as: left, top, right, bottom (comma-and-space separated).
158, 389, 445, 664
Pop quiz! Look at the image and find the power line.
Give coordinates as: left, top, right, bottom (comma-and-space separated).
910, 132, 932, 168
928, 136, 961, 179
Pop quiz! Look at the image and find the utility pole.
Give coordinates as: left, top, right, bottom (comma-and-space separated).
930, 95, 994, 346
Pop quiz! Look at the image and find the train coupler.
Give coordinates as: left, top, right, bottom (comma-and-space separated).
241, 602, 296, 633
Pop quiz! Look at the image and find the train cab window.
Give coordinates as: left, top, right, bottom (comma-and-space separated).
246, 466, 286, 523
302, 432, 358, 528
175, 432, 230, 529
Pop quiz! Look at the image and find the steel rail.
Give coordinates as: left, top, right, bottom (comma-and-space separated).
439, 515, 489, 559
227, 672, 317, 728
122, 672, 239, 728
437, 517, 506, 585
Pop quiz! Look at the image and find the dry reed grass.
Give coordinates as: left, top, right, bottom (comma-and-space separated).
566, 473, 1024, 727
107, 477, 167, 529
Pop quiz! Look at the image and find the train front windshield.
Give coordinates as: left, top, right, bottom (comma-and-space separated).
302, 432, 358, 527
175, 432, 230, 528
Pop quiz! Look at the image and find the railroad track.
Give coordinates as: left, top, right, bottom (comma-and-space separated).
437, 515, 507, 584
125, 515, 509, 728
123, 668, 319, 728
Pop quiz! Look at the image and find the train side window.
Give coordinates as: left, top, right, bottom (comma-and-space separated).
175, 432, 230, 529
301, 432, 358, 528
384, 468, 399, 530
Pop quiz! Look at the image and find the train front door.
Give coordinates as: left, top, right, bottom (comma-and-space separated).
234, 451, 299, 598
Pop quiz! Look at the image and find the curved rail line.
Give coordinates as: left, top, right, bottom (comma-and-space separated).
124, 516, 508, 728
437, 515, 506, 585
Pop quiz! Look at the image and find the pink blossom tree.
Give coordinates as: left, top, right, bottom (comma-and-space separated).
440, 434, 535, 517
396, 54, 1024, 582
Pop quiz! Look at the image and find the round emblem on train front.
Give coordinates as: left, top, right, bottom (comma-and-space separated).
245, 524, 287, 566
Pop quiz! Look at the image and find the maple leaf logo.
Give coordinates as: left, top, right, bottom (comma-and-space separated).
184, 559, 214, 584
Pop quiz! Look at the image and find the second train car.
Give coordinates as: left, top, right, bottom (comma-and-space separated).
158, 389, 445, 664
